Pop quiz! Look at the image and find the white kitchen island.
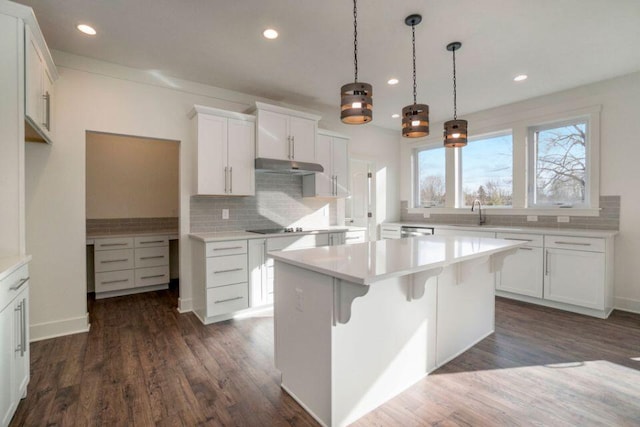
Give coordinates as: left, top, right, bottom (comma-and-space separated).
271, 235, 524, 427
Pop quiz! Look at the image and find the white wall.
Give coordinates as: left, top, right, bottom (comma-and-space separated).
25, 51, 400, 340
399, 71, 640, 312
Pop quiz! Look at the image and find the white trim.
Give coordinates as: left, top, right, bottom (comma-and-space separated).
614, 296, 640, 314
177, 297, 193, 313
30, 313, 90, 342
407, 206, 601, 217
253, 101, 322, 121
496, 292, 612, 319
188, 105, 255, 121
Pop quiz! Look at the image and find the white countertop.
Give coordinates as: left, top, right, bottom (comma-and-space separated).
86, 231, 179, 245
0, 255, 32, 282
189, 226, 367, 243
384, 222, 618, 238
270, 235, 524, 285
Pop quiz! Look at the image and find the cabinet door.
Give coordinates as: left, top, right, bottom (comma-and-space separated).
314, 134, 333, 196
289, 116, 316, 163
13, 286, 29, 402
544, 248, 605, 309
41, 66, 54, 139
497, 247, 544, 298
248, 239, 268, 307
329, 232, 345, 246
0, 301, 14, 427
332, 137, 349, 197
25, 27, 44, 129
197, 114, 228, 195
227, 119, 255, 196
257, 109, 289, 160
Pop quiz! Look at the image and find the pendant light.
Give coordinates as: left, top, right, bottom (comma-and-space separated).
340, 0, 373, 124
443, 42, 468, 147
402, 14, 429, 138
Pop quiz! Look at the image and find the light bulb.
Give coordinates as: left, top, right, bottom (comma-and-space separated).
352, 102, 362, 109
452, 133, 461, 138
411, 120, 420, 127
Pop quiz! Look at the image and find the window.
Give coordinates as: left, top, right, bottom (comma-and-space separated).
529, 118, 588, 207
460, 133, 513, 206
415, 146, 446, 207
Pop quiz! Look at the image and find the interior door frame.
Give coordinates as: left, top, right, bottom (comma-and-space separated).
348, 157, 376, 241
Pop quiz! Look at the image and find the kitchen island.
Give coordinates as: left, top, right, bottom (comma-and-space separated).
271, 235, 524, 427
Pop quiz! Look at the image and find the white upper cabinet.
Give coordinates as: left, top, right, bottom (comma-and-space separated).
254, 102, 321, 163
303, 130, 350, 197
24, 25, 56, 144
190, 105, 255, 196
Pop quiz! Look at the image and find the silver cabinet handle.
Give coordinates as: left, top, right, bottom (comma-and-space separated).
224, 166, 228, 193
545, 250, 549, 275
140, 255, 164, 260
554, 241, 591, 246
504, 238, 533, 242
213, 246, 243, 251
101, 259, 129, 263
21, 299, 26, 357
42, 92, 50, 131
14, 301, 23, 353
214, 296, 243, 304
518, 247, 533, 251
139, 240, 164, 244
10, 277, 29, 291
230, 166, 233, 193
101, 243, 128, 247
345, 236, 360, 240
213, 267, 243, 274
287, 136, 292, 159
141, 274, 166, 280
102, 279, 129, 285
292, 135, 295, 159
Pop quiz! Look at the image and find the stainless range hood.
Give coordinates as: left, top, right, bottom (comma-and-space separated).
255, 158, 324, 175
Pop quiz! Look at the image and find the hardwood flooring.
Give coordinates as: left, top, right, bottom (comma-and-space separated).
10, 286, 640, 426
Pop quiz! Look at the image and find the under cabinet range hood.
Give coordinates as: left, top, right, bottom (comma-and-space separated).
254, 158, 324, 175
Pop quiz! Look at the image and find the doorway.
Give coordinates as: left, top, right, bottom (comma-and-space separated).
346, 158, 376, 240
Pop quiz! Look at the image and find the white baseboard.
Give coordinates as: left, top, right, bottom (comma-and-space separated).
177, 297, 192, 313
614, 296, 640, 314
30, 312, 90, 342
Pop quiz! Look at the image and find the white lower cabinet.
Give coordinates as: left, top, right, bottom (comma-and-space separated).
93, 235, 170, 299
380, 224, 402, 239
496, 233, 544, 298
344, 230, 366, 244
1, 262, 30, 427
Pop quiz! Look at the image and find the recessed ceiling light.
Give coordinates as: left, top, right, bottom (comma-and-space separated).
391, 113, 400, 119
387, 78, 399, 85
263, 28, 278, 40
77, 24, 97, 35
513, 74, 528, 82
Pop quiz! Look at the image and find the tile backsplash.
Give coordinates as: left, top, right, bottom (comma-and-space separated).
400, 195, 620, 230
86, 217, 178, 236
191, 173, 337, 233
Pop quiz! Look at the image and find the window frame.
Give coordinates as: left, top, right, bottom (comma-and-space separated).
413, 143, 447, 208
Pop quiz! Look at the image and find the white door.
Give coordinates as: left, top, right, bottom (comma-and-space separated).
257, 109, 289, 160
289, 116, 316, 163
348, 159, 375, 239
332, 137, 349, 197
314, 134, 333, 196
544, 248, 605, 309
496, 247, 544, 297
227, 118, 255, 196
197, 114, 228, 195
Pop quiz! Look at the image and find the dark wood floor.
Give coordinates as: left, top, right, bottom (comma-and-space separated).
10, 286, 640, 426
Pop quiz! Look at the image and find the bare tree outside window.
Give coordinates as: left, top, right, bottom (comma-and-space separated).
416, 147, 446, 207
532, 121, 586, 205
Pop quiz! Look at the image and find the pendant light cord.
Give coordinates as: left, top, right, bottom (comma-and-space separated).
452, 47, 457, 120
412, 23, 417, 105
353, 0, 358, 82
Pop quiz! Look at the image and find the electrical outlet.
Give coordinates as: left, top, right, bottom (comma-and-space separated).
222, 209, 229, 220
527, 215, 538, 222
295, 288, 304, 312
557, 216, 570, 223
423, 212, 431, 219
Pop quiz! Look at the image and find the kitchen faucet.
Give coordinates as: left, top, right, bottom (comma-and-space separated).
471, 199, 486, 225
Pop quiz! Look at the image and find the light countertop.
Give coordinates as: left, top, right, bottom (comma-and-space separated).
384, 222, 618, 238
189, 226, 367, 243
270, 235, 524, 285
86, 231, 179, 245
0, 255, 32, 282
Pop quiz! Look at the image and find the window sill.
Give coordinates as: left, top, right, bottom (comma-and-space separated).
407, 207, 601, 217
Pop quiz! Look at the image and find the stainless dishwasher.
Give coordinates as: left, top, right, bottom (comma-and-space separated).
400, 226, 435, 238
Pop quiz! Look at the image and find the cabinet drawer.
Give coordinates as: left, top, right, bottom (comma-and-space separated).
95, 270, 134, 292
135, 246, 169, 268
135, 266, 170, 287
0, 264, 29, 312
95, 249, 134, 272
94, 237, 134, 251
207, 283, 249, 317
496, 233, 543, 248
544, 235, 605, 252
134, 236, 169, 248
206, 240, 247, 257
345, 231, 366, 244
206, 254, 247, 287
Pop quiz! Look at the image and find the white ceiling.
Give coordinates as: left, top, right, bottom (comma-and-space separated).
16, 0, 640, 130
